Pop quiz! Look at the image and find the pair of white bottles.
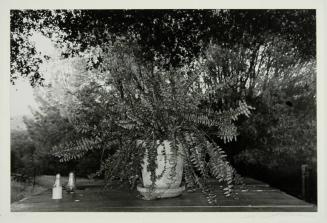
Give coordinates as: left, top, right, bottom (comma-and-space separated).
52, 172, 76, 200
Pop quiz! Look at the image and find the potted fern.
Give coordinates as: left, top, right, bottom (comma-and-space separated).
52, 42, 254, 204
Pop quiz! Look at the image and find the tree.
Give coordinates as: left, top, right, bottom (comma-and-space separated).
234, 59, 316, 169
10, 10, 315, 87
11, 129, 40, 185
23, 63, 109, 177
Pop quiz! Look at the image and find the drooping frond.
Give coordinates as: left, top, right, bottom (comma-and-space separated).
52, 136, 102, 162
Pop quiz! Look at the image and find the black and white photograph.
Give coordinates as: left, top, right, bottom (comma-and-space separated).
1, 0, 326, 220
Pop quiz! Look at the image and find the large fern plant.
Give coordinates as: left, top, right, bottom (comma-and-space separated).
51, 42, 254, 204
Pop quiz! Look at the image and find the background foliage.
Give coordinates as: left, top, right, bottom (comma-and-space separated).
11, 9, 316, 203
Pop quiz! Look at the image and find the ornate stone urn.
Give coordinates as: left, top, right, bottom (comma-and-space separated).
136, 140, 185, 200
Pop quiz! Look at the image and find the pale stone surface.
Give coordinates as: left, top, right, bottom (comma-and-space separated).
138, 140, 184, 188
137, 140, 185, 199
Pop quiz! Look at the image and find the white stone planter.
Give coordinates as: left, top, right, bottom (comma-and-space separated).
137, 140, 185, 200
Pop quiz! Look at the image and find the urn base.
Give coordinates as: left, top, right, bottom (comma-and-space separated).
137, 185, 185, 200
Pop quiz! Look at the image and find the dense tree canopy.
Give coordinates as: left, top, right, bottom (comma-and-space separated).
11, 9, 315, 86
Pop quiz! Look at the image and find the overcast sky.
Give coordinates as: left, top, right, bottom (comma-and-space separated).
10, 79, 37, 117
10, 32, 60, 118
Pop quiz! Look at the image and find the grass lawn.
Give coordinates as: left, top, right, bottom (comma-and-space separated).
11, 180, 47, 203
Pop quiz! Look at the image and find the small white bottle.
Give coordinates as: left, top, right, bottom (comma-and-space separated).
67, 172, 76, 193
52, 173, 62, 199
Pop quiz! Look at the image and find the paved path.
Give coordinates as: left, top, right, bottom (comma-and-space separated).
11, 178, 316, 212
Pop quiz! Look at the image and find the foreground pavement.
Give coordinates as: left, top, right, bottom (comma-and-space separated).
11, 178, 316, 212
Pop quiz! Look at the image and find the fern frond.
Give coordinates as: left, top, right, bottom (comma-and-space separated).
52, 137, 101, 162
217, 121, 238, 143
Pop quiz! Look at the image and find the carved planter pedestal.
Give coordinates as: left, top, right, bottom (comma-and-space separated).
136, 140, 185, 200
